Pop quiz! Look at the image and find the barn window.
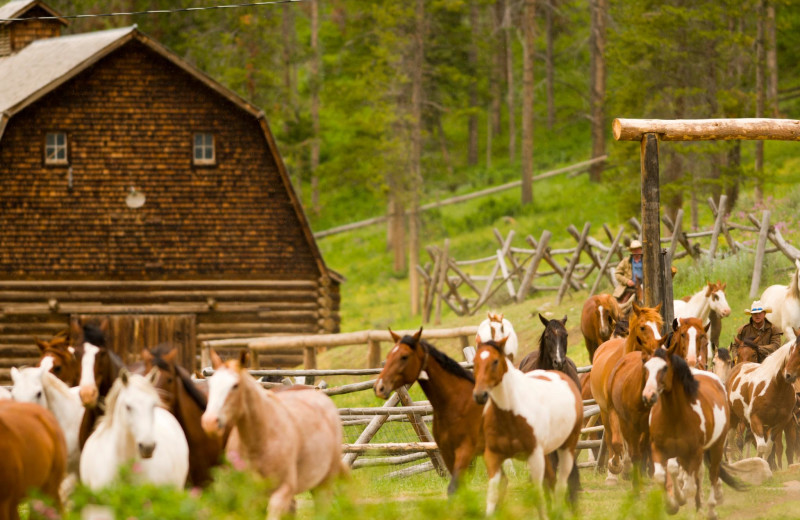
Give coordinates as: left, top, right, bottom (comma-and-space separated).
45, 132, 68, 165
193, 133, 215, 165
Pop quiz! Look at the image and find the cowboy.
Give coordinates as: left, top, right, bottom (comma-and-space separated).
613, 240, 643, 303
732, 300, 783, 361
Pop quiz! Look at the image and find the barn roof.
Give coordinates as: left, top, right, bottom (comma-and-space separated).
0, 0, 67, 26
0, 24, 341, 283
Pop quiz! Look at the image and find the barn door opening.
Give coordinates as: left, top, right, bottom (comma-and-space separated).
70, 314, 197, 373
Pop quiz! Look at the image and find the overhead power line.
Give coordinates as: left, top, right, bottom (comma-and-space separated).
0, 0, 306, 22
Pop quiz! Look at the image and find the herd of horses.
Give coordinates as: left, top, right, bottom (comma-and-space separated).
1, 261, 800, 519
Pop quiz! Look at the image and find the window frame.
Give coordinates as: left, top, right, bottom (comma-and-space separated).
44, 131, 69, 165
192, 132, 216, 166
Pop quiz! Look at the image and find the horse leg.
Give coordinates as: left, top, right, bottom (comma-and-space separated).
769, 426, 784, 470
484, 450, 508, 516
526, 446, 548, 520
651, 447, 678, 515
605, 410, 624, 484
750, 416, 771, 460
706, 441, 726, 520
667, 458, 687, 507
447, 444, 474, 495
267, 483, 296, 520
554, 447, 575, 504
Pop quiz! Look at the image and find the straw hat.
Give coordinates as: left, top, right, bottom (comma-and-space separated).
744, 300, 772, 314
629, 240, 643, 252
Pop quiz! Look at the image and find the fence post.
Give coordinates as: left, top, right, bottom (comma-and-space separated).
590, 227, 624, 296
517, 230, 551, 303
368, 339, 382, 368
434, 239, 450, 325
557, 222, 590, 304
750, 210, 771, 299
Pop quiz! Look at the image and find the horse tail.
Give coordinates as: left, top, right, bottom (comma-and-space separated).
567, 459, 580, 506
705, 451, 749, 491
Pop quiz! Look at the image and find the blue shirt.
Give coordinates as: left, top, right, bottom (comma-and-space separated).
631, 256, 643, 284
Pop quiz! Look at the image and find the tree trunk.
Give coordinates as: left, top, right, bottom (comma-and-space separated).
766, 2, 778, 117
725, 142, 742, 210
310, 0, 321, 214
282, 4, 300, 200
755, 0, 766, 204
491, 1, 504, 137
504, 0, 516, 162
521, 0, 536, 205
467, 0, 480, 166
391, 195, 406, 272
409, 0, 425, 312
589, 0, 607, 182
545, 0, 555, 131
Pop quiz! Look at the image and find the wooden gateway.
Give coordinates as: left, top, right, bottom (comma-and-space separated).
0, 0, 341, 382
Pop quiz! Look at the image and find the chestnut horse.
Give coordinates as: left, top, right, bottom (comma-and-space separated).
644, 347, 744, 519
374, 328, 482, 494
142, 345, 226, 488
589, 303, 662, 480
727, 334, 800, 469
35, 330, 80, 387
201, 350, 345, 520
580, 294, 620, 362
0, 400, 67, 520
473, 337, 582, 517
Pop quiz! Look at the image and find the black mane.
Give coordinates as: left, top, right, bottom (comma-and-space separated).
716, 347, 731, 363
82, 323, 107, 348
403, 336, 474, 383
654, 348, 698, 399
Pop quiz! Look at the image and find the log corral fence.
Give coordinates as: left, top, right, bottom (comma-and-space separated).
613, 118, 800, 324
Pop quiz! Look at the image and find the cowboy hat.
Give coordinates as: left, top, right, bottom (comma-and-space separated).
628, 240, 643, 252
744, 300, 772, 314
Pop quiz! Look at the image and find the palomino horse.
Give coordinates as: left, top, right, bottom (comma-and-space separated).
11, 358, 84, 491
35, 330, 80, 387
589, 303, 663, 480
80, 369, 189, 490
761, 259, 800, 342
643, 347, 744, 520
0, 400, 67, 520
727, 334, 800, 469
473, 337, 582, 517
374, 328, 482, 494
201, 350, 345, 520
580, 294, 620, 362
476, 312, 518, 361
142, 345, 226, 488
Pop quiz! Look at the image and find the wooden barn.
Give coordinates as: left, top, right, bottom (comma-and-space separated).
0, 0, 341, 383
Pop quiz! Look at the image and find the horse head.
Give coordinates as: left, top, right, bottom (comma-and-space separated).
783, 330, 800, 384
201, 349, 249, 436
75, 321, 121, 409
597, 295, 619, 340
110, 369, 162, 459
374, 327, 425, 399
733, 337, 760, 365
641, 343, 697, 407
472, 336, 509, 405
11, 359, 51, 407
670, 317, 709, 369
707, 281, 731, 318
36, 332, 80, 387
538, 314, 568, 370
711, 348, 733, 385
142, 345, 181, 409
613, 318, 629, 338
627, 303, 663, 354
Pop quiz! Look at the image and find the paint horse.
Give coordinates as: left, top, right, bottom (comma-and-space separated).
726, 333, 800, 469
761, 258, 800, 343
35, 329, 80, 387
374, 328, 482, 494
80, 369, 189, 490
201, 350, 345, 520
0, 400, 67, 520
476, 312, 518, 361
643, 347, 744, 520
589, 303, 663, 480
142, 345, 226, 488
473, 337, 582, 517
673, 281, 731, 361
580, 294, 620, 362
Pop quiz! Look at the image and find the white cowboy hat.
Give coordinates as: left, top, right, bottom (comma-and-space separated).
744, 300, 772, 314
629, 240, 643, 252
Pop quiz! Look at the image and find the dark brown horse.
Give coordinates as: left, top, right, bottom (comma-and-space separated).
142, 345, 226, 488
644, 347, 745, 519
374, 328, 482, 495
35, 330, 80, 387
581, 294, 620, 362
0, 401, 67, 520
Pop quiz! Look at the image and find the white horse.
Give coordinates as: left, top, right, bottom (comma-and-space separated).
761, 259, 800, 343
80, 369, 189, 490
673, 281, 732, 323
0, 386, 10, 400
11, 358, 84, 482
476, 312, 519, 361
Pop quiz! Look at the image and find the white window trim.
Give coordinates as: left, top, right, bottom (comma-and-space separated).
45, 132, 68, 165
193, 133, 215, 165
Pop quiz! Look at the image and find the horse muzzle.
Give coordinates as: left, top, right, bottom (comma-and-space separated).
201, 412, 223, 436
373, 378, 390, 399
79, 385, 99, 408
473, 390, 489, 405
642, 391, 658, 407
138, 442, 156, 459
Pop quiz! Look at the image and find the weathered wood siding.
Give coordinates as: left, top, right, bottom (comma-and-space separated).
5, 6, 62, 54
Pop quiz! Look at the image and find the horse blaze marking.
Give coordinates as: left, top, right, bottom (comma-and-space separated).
479, 350, 490, 360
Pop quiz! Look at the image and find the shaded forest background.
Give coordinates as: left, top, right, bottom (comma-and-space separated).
50, 1, 800, 266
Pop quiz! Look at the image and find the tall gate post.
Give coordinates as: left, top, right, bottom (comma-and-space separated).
640, 133, 669, 324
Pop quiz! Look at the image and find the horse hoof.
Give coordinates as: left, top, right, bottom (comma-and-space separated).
665, 500, 680, 515
605, 475, 618, 486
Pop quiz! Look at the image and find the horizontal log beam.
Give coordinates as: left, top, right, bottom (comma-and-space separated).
613, 118, 800, 142
342, 442, 438, 453
0, 280, 318, 290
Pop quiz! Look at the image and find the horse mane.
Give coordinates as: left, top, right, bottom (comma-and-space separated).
82, 323, 107, 348
97, 373, 162, 431
402, 336, 474, 383
654, 348, 698, 400
41, 370, 74, 400
753, 340, 795, 378
147, 344, 208, 410
716, 348, 731, 363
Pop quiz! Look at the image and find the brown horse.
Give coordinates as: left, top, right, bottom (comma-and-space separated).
473, 337, 582, 516
0, 401, 67, 520
644, 347, 744, 520
35, 330, 80, 387
201, 350, 345, 520
142, 345, 226, 488
589, 303, 663, 480
581, 294, 620, 362
732, 336, 763, 365
374, 328, 482, 495
672, 317, 711, 369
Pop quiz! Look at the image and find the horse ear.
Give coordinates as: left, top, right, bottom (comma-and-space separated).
163, 347, 178, 364
672, 318, 679, 332
654, 302, 662, 313
120, 368, 130, 386
413, 327, 423, 342
146, 367, 159, 385
10, 366, 19, 383
496, 335, 509, 352
141, 348, 153, 364
389, 328, 401, 343
539, 313, 549, 327
560, 315, 568, 325
239, 349, 250, 368
498, 313, 504, 322
632, 302, 642, 315
99, 317, 111, 335
35, 338, 47, 352
486, 311, 493, 319
210, 349, 223, 370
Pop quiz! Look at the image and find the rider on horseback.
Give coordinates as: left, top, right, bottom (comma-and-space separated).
613, 240, 643, 304
731, 300, 783, 362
